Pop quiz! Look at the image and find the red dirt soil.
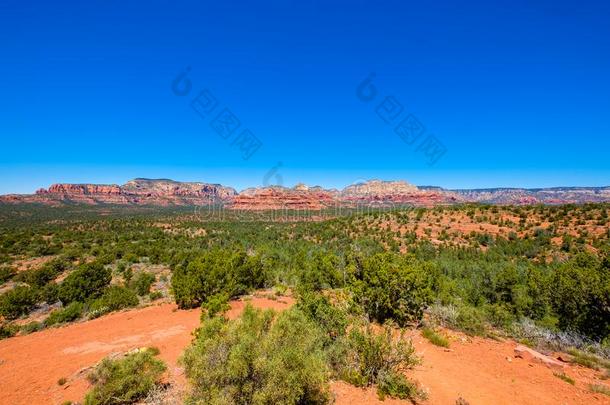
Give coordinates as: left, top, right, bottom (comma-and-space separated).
1, 296, 609, 405
0, 295, 294, 405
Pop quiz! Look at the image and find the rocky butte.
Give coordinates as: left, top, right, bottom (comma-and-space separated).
1, 178, 609, 208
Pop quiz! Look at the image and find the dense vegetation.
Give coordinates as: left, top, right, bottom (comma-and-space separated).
0, 203, 609, 400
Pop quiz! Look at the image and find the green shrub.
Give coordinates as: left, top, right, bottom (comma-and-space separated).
88, 286, 139, 318
59, 262, 111, 304
0, 266, 15, 283
336, 322, 420, 391
421, 327, 450, 348
351, 253, 432, 326
455, 306, 487, 336
0, 323, 18, 340
378, 370, 427, 401
552, 253, 610, 339
182, 305, 331, 405
149, 291, 163, 301
41, 282, 60, 304
16, 258, 68, 288
0, 285, 39, 320
200, 292, 230, 319
84, 348, 167, 405
485, 303, 515, 330
21, 321, 43, 334
567, 348, 610, 371
130, 272, 155, 296
171, 249, 265, 309
46, 302, 83, 326
553, 372, 575, 385
297, 291, 348, 343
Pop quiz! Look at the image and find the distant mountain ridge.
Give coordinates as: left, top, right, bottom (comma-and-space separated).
1, 178, 609, 208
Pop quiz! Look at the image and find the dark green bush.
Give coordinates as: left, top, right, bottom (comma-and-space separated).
46, 302, 83, 326
130, 272, 155, 296
0, 323, 18, 339
200, 292, 230, 319
172, 249, 265, 309
0, 285, 39, 320
552, 253, 610, 339
297, 291, 348, 343
352, 253, 432, 326
149, 291, 163, 301
88, 286, 139, 318
20, 321, 43, 335
182, 305, 331, 404
455, 306, 487, 336
0, 266, 15, 283
59, 262, 111, 304
84, 348, 166, 405
15, 258, 68, 288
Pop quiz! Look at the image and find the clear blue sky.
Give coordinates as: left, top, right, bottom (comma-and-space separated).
1, 0, 609, 193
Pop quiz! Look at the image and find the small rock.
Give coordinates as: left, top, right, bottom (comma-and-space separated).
514, 345, 565, 371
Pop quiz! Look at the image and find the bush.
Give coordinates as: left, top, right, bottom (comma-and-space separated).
0, 266, 15, 283
337, 322, 419, 386
200, 292, 230, 319
455, 306, 487, 336
21, 321, 43, 334
84, 348, 167, 405
0, 285, 39, 320
59, 262, 111, 304
421, 327, 450, 348
552, 253, 610, 339
485, 303, 515, 330
378, 370, 426, 401
16, 258, 68, 288
46, 302, 83, 326
171, 249, 265, 309
182, 305, 331, 404
352, 253, 432, 326
130, 272, 155, 296
149, 291, 163, 301
297, 291, 348, 343
88, 286, 139, 318
0, 323, 18, 340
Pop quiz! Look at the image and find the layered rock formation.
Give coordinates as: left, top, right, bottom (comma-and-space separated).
3, 178, 237, 206
340, 180, 461, 207
1, 179, 609, 208
229, 186, 336, 210
451, 187, 610, 205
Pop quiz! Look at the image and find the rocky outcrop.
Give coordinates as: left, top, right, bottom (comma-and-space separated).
40, 184, 122, 195
340, 180, 461, 207
514, 345, 565, 371
1, 179, 608, 208
121, 178, 237, 201
341, 180, 418, 197
452, 187, 610, 205
3, 179, 237, 206
229, 186, 336, 210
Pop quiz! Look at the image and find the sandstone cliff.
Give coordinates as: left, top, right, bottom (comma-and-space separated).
1, 179, 608, 208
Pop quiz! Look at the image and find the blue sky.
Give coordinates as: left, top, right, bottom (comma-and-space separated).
1, 0, 609, 193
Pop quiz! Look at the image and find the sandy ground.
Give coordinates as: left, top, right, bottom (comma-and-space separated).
409, 331, 609, 405
0, 295, 294, 405
1, 295, 609, 405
